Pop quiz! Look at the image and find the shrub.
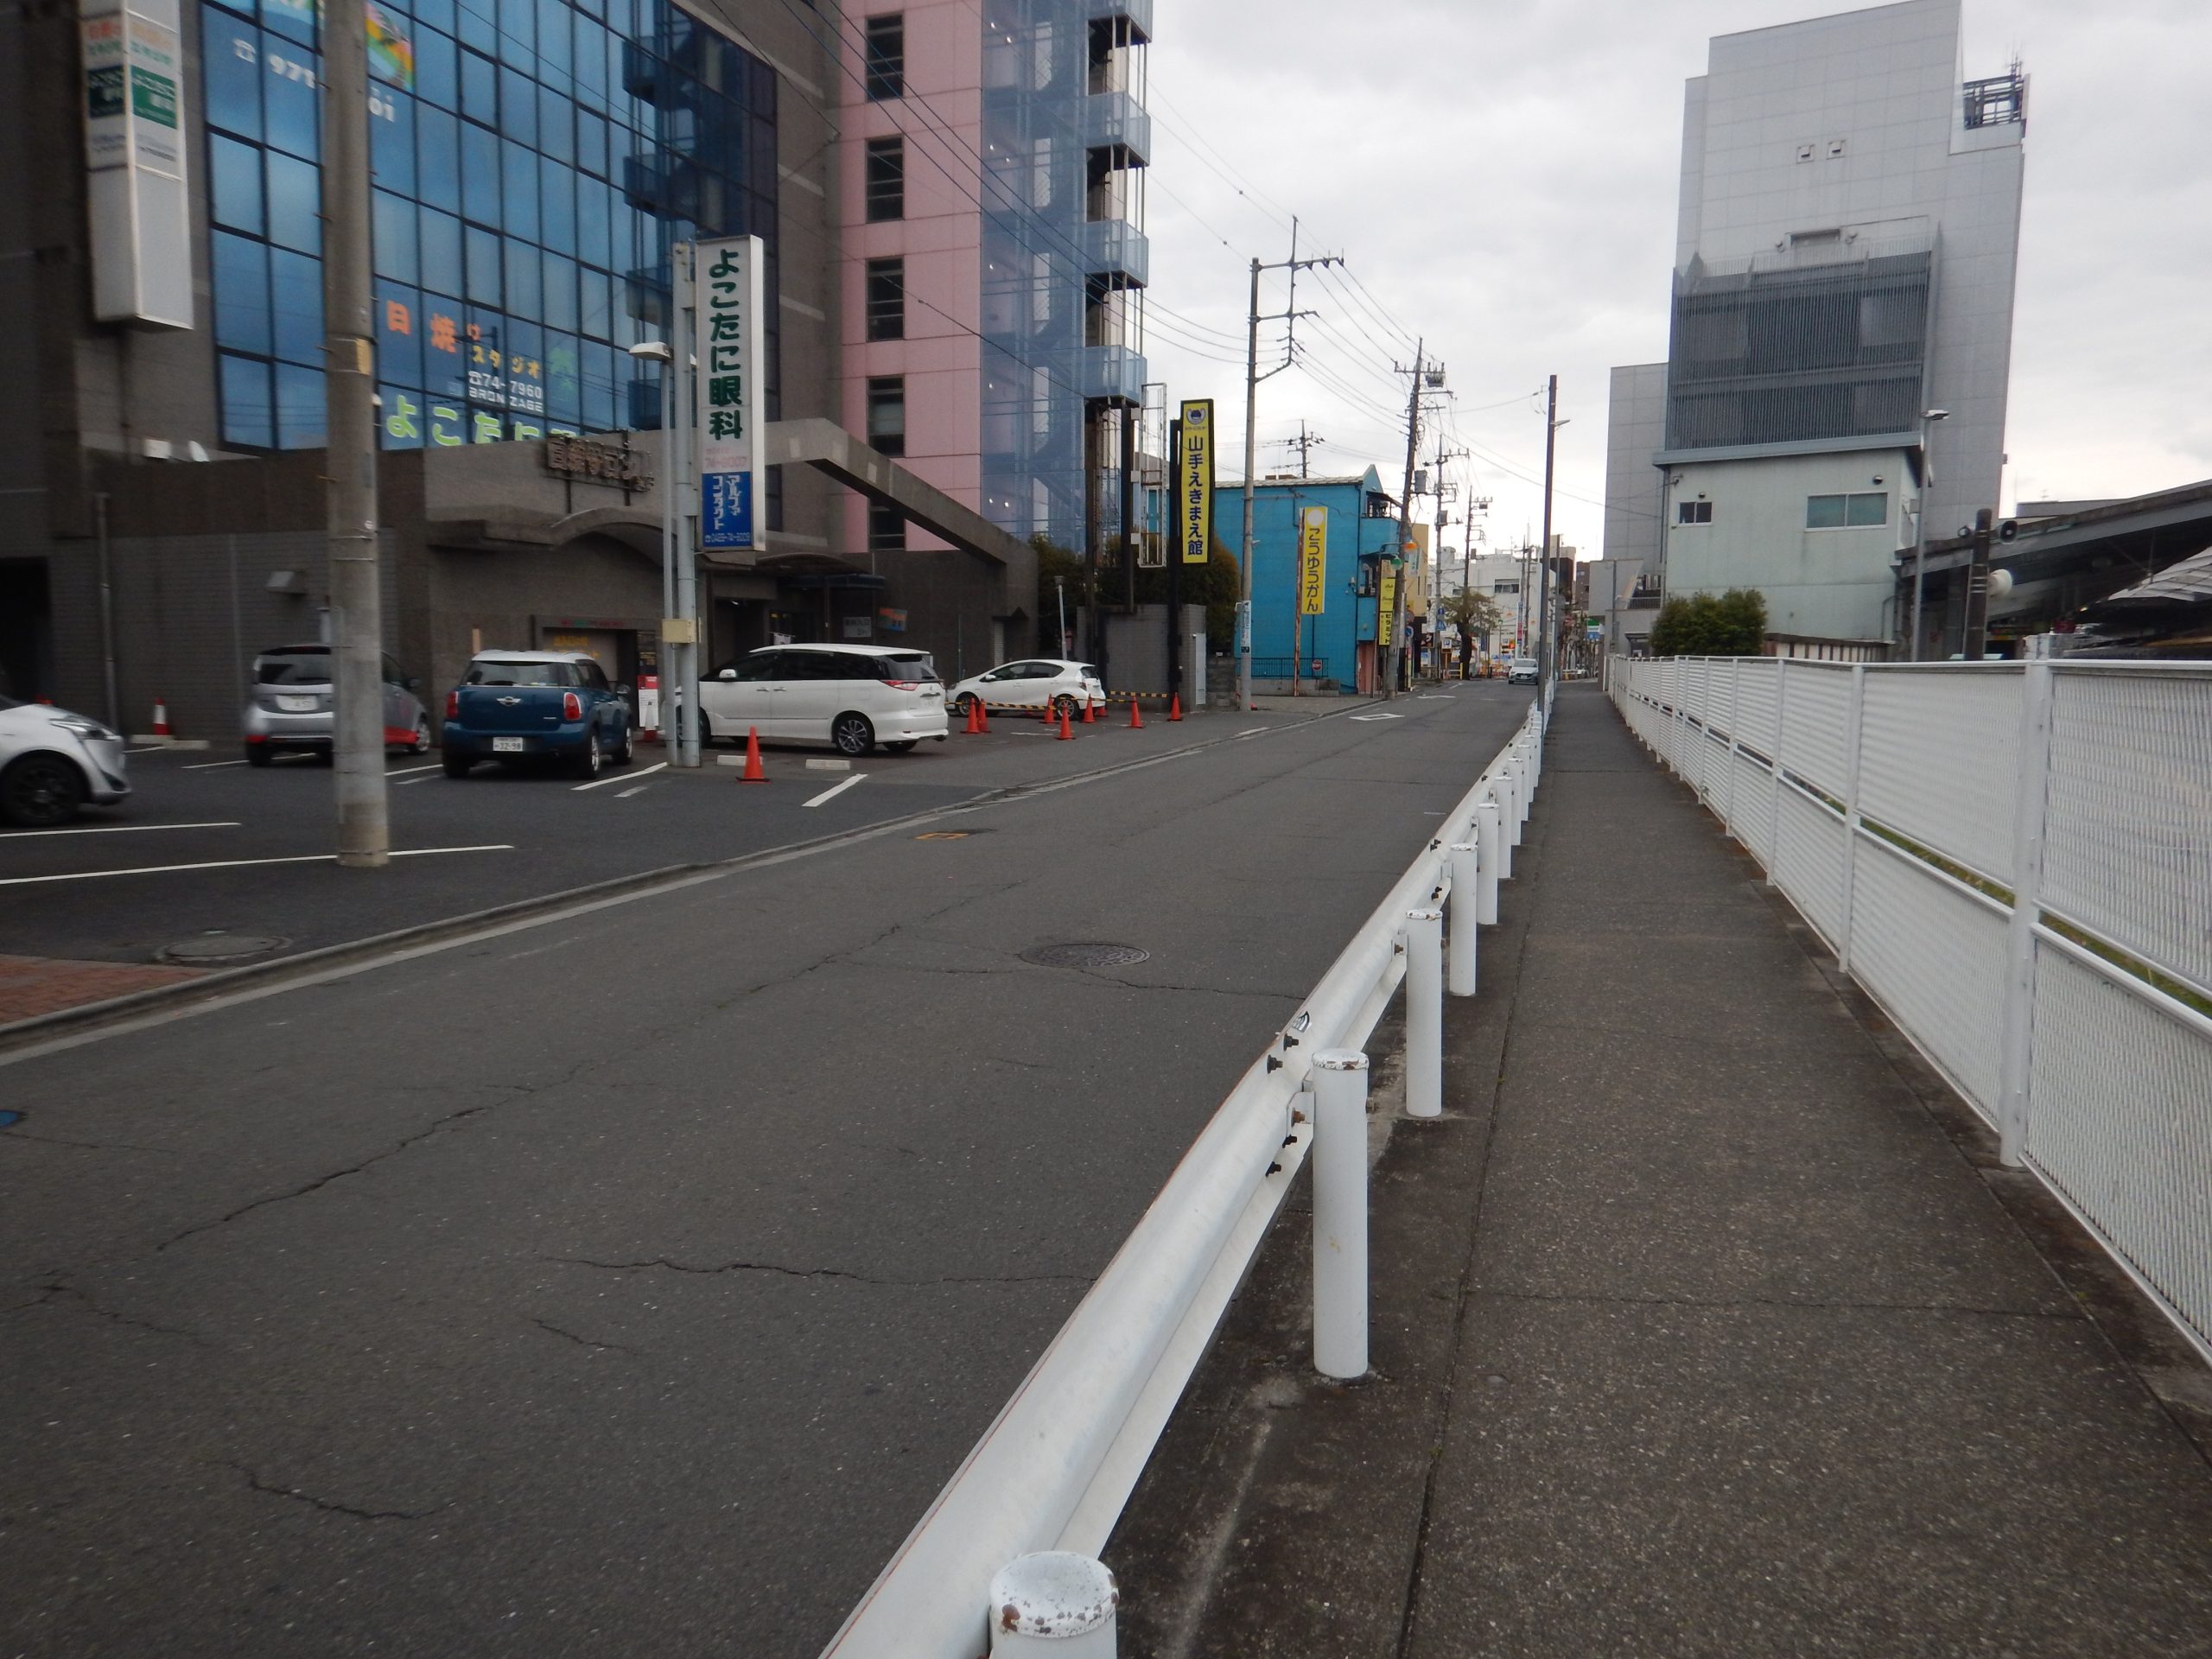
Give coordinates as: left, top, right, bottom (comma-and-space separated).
1649, 588, 1768, 657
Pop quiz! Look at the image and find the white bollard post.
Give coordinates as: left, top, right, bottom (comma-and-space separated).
1446, 843, 1478, 997
1311, 1048, 1370, 1380
1475, 799, 1503, 921
1505, 758, 1525, 847
1405, 907, 1443, 1118
989, 1553, 1119, 1656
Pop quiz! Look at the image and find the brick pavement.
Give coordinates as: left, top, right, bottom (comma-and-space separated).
0, 954, 206, 1025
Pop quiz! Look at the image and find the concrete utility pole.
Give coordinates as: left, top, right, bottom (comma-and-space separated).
1961, 506, 1995, 661
1268, 422, 1325, 480
1536, 373, 1560, 690
1238, 219, 1336, 712
1383, 343, 1428, 697
672, 246, 701, 769
322, 0, 387, 867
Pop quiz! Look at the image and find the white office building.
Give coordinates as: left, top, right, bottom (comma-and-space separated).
1604, 0, 2025, 653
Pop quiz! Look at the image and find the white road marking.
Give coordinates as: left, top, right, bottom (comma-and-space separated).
181, 759, 250, 771
396, 774, 438, 785
0, 844, 513, 886
386, 762, 443, 777
613, 785, 652, 798
1, 820, 240, 840
1349, 714, 1403, 722
1236, 727, 1268, 737
804, 772, 868, 808
575, 760, 666, 791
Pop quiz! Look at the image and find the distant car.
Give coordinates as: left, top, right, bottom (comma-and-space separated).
696, 645, 948, 757
946, 658, 1106, 721
1507, 658, 1540, 685
0, 696, 130, 828
442, 651, 634, 779
242, 644, 431, 766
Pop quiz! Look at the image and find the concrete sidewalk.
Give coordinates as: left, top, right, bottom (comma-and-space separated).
1109, 682, 2212, 1657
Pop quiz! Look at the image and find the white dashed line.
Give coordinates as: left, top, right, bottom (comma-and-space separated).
575, 760, 667, 791
1, 820, 240, 839
0, 844, 513, 886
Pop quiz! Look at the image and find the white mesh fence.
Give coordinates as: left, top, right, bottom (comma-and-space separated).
1605, 656, 2212, 1360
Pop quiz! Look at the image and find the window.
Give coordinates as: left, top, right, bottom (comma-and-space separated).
866, 375, 905, 457
865, 256, 904, 340
868, 498, 905, 551
1677, 499, 1713, 524
863, 14, 903, 101
865, 136, 904, 220
1491, 579, 1519, 595
1807, 491, 1888, 529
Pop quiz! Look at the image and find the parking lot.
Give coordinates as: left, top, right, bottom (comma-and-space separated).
0, 698, 1399, 998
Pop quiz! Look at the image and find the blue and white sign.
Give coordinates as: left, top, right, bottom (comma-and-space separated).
694, 234, 764, 550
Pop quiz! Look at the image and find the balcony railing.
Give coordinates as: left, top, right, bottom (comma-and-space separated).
1081, 345, 1147, 405
1084, 90, 1151, 166
1081, 219, 1148, 289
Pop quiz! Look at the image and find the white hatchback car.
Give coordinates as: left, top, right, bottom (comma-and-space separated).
698, 645, 948, 756
0, 696, 130, 827
946, 658, 1107, 721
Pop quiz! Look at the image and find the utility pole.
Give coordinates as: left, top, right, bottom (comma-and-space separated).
1239, 219, 1336, 713
322, 0, 386, 866
1537, 373, 1560, 690
1426, 436, 1463, 683
1961, 506, 1995, 661
1383, 343, 1429, 698
1268, 422, 1325, 480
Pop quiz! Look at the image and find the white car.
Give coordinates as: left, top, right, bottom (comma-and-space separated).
0, 696, 130, 827
947, 658, 1106, 721
1507, 658, 1540, 685
697, 645, 948, 756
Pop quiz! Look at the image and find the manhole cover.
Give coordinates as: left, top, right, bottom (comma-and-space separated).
1020, 942, 1150, 970
156, 934, 289, 965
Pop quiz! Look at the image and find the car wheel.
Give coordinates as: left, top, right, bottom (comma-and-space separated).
408, 715, 431, 754
574, 728, 604, 779
245, 745, 274, 768
613, 721, 635, 766
952, 692, 976, 719
883, 740, 917, 753
1052, 694, 1077, 721
442, 750, 474, 779
831, 712, 875, 756
2, 754, 87, 828
695, 710, 714, 751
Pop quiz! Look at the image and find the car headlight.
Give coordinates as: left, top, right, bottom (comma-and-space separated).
54, 717, 117, 741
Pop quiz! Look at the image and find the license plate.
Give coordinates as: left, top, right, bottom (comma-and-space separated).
492, 737, 525, 753
277, 696, 317, 712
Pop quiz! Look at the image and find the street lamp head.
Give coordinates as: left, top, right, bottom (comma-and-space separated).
1923, 408, 1950, 421
628, 340, 673, 363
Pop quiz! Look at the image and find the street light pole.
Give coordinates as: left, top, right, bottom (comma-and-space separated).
627, 336, 675, 741
1909, 407, 1949, 661
1536, 375, 1560, 690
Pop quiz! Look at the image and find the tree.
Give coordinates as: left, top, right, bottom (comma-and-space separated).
1648, 588, 1768, 657
1440, 589, 1504, 677
1032, 534, 1084, 655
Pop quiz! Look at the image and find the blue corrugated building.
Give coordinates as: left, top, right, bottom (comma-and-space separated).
1221, 468, 1402, 694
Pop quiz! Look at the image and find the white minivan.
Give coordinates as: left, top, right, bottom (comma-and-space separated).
697, 645, 948, 756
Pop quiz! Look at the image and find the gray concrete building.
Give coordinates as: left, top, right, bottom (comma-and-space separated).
1603, 0, 2026, 653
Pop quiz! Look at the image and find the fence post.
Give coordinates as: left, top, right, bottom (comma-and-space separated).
1767, 656, 1789, 886
1476, 798, 1503, 919
1836, 663, 1867, 973
988, 1553, 1118, 1656
1446, 843, 1479, 995
1996, 661, 2055, 1169
1726, 655, 1744, 835
1311, 1048, 1370, 1379
1405, 907, 1443, 1117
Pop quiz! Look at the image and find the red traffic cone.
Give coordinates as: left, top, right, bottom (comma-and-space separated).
963, 698, 982, 735
1081, 691, 1096, 724
976, 699, 990, 732
1058, 702, 1074, 741
739, 725, 768, 782
152, 696, 172, 737
1128, 697, 1144, 729
1039, 696, 1053, 723
1168, 693, 1184, 722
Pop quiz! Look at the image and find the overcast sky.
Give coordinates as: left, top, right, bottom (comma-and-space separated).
1138, 0, 2209, 563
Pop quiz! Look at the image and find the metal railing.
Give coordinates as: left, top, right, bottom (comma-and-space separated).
1607, 655, 2212, 1368
821, 694, 1550, 1658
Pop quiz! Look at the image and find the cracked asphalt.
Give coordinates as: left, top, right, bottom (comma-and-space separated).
0, 680, 1533, 1658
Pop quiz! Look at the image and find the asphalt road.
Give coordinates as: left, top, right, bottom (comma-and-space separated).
0, 682, 1531, 1657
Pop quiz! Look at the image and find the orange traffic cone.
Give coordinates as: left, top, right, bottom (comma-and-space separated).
739, 725, 768, 782
1039, 696, 1053, 723
1081, 691, 1096, 724
963, 698, 982, 735
151, 696, 172, 737
1128, 697, 1144, 729
1168, 693, 1183, 722
1058, 702, 1074, 741
976, 699, 990, 732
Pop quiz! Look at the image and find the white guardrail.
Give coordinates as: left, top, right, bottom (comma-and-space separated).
1606, 654, 2212, 1371
820, 690, 1552, 1659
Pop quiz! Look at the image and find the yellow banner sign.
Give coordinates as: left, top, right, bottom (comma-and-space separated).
1377, 566, 1398, 648
1298, 505, 1327, 615
1179, 398, 1214, 564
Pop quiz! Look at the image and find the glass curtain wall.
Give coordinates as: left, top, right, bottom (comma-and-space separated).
199, 0, 778, 452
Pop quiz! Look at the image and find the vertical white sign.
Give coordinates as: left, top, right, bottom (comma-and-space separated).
694, 235, 764, 550
79, 0, 192, 327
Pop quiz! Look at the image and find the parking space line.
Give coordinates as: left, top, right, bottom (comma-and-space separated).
386, 762, 443, 778
1, 820, 241, 840
1236, 727, 1268, 737
804, 772, 868, 808
575, 760, 666, 792
0, 844, 513, 886
614, 785, 652, 798
396, 774, 438, 785
182, 759, 250, 771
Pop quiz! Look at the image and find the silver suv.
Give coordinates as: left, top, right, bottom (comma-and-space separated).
242, 645, 430, 766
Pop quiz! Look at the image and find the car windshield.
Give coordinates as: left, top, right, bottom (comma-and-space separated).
255, 651, 332, 684
467, 660, 578, 688
876, 653, 938, 682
